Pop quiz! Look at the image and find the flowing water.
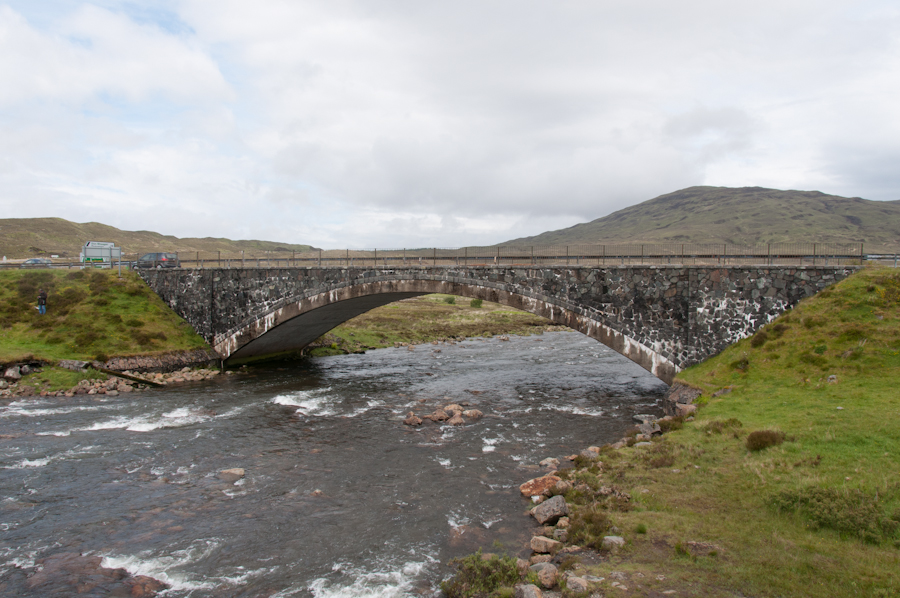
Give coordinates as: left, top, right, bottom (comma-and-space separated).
0, 331, 667, 597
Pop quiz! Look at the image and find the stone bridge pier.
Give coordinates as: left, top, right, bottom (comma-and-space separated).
138, 265, 855, 384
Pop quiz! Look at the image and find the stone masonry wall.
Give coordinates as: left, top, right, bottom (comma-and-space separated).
139, 266, 855, 378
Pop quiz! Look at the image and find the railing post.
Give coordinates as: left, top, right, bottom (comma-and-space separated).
463, 247, 466, 267
374, 248, 377, 268
433, 247, 436, 266
566, 246, 569, 266
767, 243, 770, 266
531, 246, 534, 266
218, 251, 221, 267
241, 250, 244, 268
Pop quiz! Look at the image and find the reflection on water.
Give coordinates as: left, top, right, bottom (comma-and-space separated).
0, 331, 666, 597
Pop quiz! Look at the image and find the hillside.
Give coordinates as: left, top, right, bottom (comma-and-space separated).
0, 217, 317, 259
507, 187, 900, 251
0, 269, 209, 364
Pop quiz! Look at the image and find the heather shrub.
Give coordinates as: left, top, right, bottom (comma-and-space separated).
773, 487, 900, 544
746, 430, 785, 452
440, 550, 520, 598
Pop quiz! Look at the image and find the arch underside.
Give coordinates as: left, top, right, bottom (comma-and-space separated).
218, 279, 679, 384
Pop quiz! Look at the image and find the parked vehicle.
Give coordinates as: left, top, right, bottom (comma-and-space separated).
19, 258, 53, 269
134, 253, 180, 268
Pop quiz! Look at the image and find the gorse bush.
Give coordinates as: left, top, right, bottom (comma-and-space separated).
440, 550, 521, 598
773, 487, 900, 544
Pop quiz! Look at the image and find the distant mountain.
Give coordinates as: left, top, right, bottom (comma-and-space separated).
0, 218, 317, 259
505, 187, 900, 251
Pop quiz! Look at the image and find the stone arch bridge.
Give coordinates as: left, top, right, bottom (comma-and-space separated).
138, 265, 854, 384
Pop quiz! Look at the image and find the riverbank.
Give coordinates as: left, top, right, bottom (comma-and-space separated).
304, 294, 562, 356
444, 266, 900, 597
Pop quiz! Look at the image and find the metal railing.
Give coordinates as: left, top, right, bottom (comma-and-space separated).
2, 242, 870, 269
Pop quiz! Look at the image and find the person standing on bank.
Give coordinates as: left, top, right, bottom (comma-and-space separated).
37, 288, 47, 315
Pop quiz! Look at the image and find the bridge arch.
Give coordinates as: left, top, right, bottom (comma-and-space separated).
216, 277, 679, 383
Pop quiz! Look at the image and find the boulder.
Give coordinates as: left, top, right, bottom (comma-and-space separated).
632, 413, 658, 424
59, 360, 90, 372
553, 480, 572, 494
528, 562, 558, 589
531, 495, 568, 525
556, 516, 570, 528
565, 576, 589, 593
3, 366, 21, 381
638, 422, 662, 436
519, 475, 561, 498
403, 412, 423, 426
428, 409, 450, 422
530, 535, 562, 554
0, 380, 7, 390
552, 529, 568, 542
539, 457, 560, 469
514, 584, 543, 598
462, 409, 483, 420
529, 554, 552, 564
447, 413, 465, 426
579, 449, 600, 460
675, 403, 697, 417
663, 382, 701, 416
218, 468, 245, 483
601, 536, 626, 552
444, 404, 463, 413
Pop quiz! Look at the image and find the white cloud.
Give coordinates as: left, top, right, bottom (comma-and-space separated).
0, 0, 898, 250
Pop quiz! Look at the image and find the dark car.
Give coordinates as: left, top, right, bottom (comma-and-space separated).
19, 258, 53, 269
135, 253, 180, 268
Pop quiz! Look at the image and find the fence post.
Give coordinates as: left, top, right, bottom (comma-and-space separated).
566, 246, 569, 266
374, 248, 377, 268
463, 247, 466, 267
218, 251, 221, 268
531, 246, 535, 266
767, 244, 770, 266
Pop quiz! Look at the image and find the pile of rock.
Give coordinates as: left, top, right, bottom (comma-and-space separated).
403, 402, 484, 426
0, 365, 224, 398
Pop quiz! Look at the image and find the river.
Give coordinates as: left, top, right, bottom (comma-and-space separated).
0, 331, 667, 597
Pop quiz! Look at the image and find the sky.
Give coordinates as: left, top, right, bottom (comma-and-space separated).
1, 1, 898, 249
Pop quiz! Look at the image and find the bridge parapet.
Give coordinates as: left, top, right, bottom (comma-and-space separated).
139, 265, 856, 384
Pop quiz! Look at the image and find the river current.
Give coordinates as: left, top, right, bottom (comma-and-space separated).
0, 331, 667, 597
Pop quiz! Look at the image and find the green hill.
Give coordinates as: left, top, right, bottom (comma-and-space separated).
0, 217, 317, 259
0, 269, 209, 364
506, 187, 900, 251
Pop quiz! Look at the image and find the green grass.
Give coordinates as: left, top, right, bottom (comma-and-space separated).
0, 269, 209, 363
541, 266, 900, 597
305, 294, 559, 356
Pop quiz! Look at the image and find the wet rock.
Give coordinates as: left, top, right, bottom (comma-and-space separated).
519, 474, 561, 498
539, 457, 559, 469
447, 413, 465, 426
601, 536, 626, 551
127, 575, 169, 597
218, 468, 245, 482
428, 409, 450, 422
3, 366, 21, 381
531, 495, 568, 525
462, 409, 483, 420
530, 535, 562, 554
663, 382, 702, 416
444, 404, 463, 413
633, 413, 658, 424
529, 562, 558, 589
403, 412, 423, 426
107, 389, 119, 396
515, 584, 543, 598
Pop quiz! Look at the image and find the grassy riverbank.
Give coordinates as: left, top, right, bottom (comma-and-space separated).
306, 294, 561, 356
447, 266, 900, 597
0, 269, 208, 364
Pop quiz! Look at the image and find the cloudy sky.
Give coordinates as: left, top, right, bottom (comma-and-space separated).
1, 1, 898, 249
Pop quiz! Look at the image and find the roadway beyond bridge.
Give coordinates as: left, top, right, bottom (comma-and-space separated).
139, 265, 856, 384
